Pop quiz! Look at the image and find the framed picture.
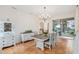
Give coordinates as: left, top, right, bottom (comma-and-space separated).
4, 23, 12, 32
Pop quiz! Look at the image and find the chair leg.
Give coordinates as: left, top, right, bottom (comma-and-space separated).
49, 45, 52, 50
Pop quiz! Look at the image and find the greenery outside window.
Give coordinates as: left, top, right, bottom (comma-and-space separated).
53, 17, 75, 37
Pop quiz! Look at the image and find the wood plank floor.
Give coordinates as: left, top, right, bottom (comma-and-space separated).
2, 39, 73, 54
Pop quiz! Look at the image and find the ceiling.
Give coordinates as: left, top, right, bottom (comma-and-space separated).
0, 5, 76, 16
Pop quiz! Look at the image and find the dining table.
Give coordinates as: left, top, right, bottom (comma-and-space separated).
32, 34, 48, 51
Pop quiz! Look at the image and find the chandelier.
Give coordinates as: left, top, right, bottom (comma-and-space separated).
39, 6, 50, 34
40, 6, 51, 22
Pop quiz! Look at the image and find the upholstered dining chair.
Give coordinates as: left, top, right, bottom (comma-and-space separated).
44, 33, 57, 49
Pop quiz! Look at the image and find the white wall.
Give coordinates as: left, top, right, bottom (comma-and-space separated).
0, 6, 40, 34
75, 6, 79, 33
16, 11, 40, 34
0, 6, 75, 35
73, 6, 79, 54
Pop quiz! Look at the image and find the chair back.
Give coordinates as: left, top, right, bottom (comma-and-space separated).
48, 33, 54, 45
53, 33, 57, 43
48, 33, 57, 45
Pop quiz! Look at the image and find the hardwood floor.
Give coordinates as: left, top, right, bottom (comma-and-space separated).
2, 39, 72, 54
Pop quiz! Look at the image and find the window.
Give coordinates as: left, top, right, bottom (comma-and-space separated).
53, 17, 75, 37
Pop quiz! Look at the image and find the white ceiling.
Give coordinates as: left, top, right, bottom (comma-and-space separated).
0, 5, 76, 16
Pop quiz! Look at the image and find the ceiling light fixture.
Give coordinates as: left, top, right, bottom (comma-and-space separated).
40, 6, 51, 22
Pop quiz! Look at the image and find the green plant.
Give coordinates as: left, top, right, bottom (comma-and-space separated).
23, 30, 32, 33
64, 28, 75, 36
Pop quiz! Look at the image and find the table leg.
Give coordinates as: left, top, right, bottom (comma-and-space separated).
41, 42, 44, 51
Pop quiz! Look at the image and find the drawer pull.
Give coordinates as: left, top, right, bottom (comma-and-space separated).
3, 41, 5, 42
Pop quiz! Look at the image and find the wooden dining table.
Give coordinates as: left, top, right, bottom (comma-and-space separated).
32, 34, 48, 51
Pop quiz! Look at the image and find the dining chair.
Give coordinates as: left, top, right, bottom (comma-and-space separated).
44, 33, 57, 49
